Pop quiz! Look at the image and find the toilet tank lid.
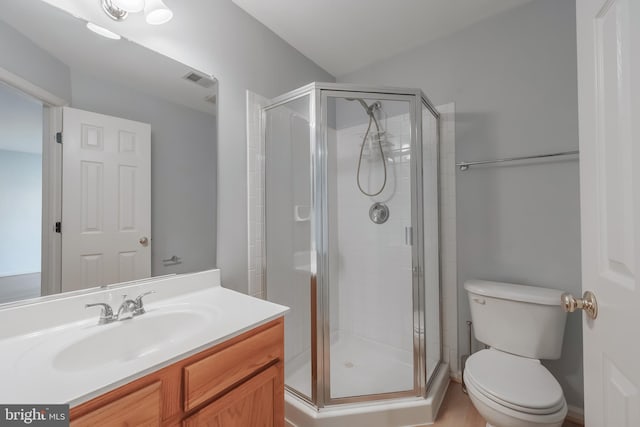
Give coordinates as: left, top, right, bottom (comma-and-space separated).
464, 280, 565, 306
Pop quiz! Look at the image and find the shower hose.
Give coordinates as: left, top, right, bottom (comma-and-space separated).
356, 108, 387, 197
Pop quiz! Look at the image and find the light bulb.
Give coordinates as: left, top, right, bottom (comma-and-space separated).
144, 0, 173, 25
112, 0, 145, 13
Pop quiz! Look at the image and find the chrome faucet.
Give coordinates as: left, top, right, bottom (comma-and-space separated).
117, 295, 138, 321
85, 290, 156, 324
134, 291, 155, 315
85, 302, 115, 324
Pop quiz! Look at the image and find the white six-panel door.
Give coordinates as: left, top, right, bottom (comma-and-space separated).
61, 107, 151, 292
577, 0, 640, 425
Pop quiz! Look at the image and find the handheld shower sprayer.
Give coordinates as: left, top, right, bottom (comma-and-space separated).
346, 98, 381, 117
346, 98, 387, 197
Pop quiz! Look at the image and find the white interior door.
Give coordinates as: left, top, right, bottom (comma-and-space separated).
61, 107, 151, 292
577, 0, 640, 425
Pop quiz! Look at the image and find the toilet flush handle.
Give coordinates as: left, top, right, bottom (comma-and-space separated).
561, 291, 598, 319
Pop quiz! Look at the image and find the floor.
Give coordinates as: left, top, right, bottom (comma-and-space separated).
0, 273, 41, 305
432, 382, 582, 427
286, 331, 440, 399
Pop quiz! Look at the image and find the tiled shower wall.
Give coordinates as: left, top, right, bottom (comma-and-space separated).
247, 91, 268, 298
247, 92, 459, 377
332, 112, 415, 355
438, 103, 458, 377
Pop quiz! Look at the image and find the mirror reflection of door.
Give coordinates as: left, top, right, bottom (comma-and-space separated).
61, 107, 151, 292
0, 82, 43, 304
0, 81, 152, 304
0, 0, 217, 307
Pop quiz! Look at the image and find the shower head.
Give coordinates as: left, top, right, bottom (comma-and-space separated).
346, 97, 381, 116
346, 97, 371, 113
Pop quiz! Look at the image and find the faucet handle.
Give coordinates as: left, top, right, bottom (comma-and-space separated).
134, 290, 156, 315
85, 303, 115, 324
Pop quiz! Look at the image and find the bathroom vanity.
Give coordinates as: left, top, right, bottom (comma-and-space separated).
71, 318, 284, 426
0, 270, 288, 427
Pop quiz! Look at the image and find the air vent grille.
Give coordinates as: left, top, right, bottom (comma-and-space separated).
182, 71, 217, 88
185, 73, 201, 82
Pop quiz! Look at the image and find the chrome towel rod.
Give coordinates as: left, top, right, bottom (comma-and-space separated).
456, 150, 579, 171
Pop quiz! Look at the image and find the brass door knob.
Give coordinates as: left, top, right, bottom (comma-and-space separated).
561, 291, 598, 319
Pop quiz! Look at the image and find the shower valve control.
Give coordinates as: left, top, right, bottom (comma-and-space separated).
369, 203, 389, 224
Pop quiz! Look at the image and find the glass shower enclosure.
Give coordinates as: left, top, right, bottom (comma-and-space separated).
263, 83, 440, 408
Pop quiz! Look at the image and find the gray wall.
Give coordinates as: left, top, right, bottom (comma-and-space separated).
70, 70, 217, 276
0, 150, 42, 276
199, 1, 335, 294
0, 19, 70, 101
0, 81, 43, 278
339, 0, 583, 409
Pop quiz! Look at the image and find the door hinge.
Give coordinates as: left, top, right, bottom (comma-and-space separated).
55, 222, 61, 233
56, 132, 62, 144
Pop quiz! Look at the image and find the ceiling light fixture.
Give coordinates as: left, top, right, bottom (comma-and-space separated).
101, 0, 128, 21
144, 0, 174, 25
100, 0, 173, 25
86, 22, 122, 40
111, 0, 145, 13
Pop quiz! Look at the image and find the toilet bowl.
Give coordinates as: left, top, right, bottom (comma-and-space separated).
464, 280, 569, 427
464, 349, 567, 427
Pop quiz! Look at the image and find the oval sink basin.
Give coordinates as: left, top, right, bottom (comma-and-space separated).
53, 309, 214, 372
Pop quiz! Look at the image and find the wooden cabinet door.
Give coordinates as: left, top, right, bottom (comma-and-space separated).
183, 365, 281, 427
71, 381, 161, 427
69, 319, 285, 427
183, 323, 282, 412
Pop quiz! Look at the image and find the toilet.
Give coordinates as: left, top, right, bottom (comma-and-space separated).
463, 280, 569, 427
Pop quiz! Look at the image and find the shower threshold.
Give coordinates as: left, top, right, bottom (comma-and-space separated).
284, 361, 450, 427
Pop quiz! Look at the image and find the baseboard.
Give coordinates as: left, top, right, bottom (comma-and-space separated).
449, 371, 462, 384
566, 405, 584, 425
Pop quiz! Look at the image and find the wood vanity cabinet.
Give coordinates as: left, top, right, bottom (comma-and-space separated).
69, 318, 284, 427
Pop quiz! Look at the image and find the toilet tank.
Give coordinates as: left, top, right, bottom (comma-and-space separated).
465, 280, 568, 360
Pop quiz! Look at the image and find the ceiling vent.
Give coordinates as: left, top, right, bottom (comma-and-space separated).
182, 71, 216, 88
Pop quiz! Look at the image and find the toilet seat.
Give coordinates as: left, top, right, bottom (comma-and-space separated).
465, 349, 565, 415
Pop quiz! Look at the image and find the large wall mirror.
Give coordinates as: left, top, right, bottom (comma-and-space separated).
0, 0, 217, 305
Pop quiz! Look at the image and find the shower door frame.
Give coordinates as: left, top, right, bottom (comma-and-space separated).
318, 88, 424, 406
262, 82, 442, 409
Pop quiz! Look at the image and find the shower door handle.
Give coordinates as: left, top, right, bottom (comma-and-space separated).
405, 226, 413, 246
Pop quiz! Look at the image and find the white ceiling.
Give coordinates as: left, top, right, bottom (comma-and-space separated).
232, 0, 534, 76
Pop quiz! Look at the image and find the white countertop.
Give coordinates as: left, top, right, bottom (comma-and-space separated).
0, 270, 288, 406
